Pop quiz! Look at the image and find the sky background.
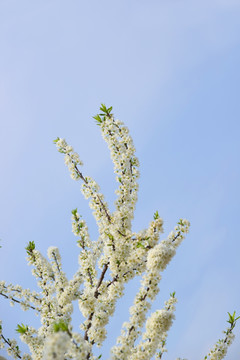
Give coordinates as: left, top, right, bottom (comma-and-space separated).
0, 1, 240, 359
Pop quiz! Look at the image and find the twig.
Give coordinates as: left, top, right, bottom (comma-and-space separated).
0, 292, 37, 311
74, 165, 112, 223
1, 334, 22, 359
84, 263, 109, 344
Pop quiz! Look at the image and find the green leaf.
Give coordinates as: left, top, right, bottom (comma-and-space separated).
16, 323, 28, 334
100, 104, 108, 113
153, 210, 159, 220
71, 208, 78, 216
53, 137, 60, 144
227, 311, 240, 326
105, 232, 114, 241
93, 115, 102, 123
25, 241, 35, 255
178, 219, 184, 226
136, 242, 145, 249
170, 291, 176, 298
53, 320, 69, 332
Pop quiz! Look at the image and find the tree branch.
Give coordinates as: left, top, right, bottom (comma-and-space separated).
1, 334, 22, 359
0, 292, 38, 311
84, 262, 109, 343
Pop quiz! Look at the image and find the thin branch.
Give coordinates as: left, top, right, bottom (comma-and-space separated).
51, 251, 65, 293
87, 269, 94, 288
94, 263, 109, 298
77, 241, 94, 287
172, 231, 181, 243
0, 292, 38, 311
1, 334, 22, 359
74, 165, 112, 223
2, 285, 41, 303
84, 262, 109, 342
52, 251, 61, 273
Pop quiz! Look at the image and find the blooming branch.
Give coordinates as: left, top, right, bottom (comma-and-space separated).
1, 104, 237, 360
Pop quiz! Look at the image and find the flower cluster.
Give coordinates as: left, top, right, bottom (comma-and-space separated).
72, 209, 98, 287
203, 311, 240, 360
206, 332, 235, 360
43, 329, 90, 360
0, 105, 238, 360
129, 293, 177, 360
100, 113, 140, 231
111, 220, 190, 360
0, 281, 41, 313
54, 138, 83, 180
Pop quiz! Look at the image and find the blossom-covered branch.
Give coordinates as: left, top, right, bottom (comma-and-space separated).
111, 219, 190, 360
203, 311, 240, 360
1, 105, 238, 360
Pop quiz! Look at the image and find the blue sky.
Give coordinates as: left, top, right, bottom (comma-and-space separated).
1, 1, 240, 359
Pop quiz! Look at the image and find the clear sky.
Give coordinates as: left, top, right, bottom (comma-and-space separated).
0, 1, 240, 359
